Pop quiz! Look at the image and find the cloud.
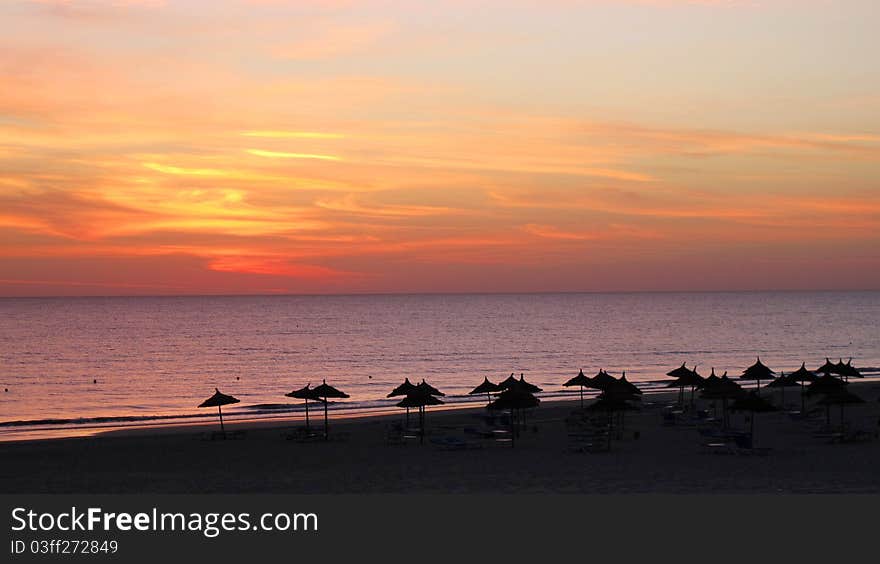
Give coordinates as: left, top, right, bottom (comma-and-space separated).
245, 149, 342, 161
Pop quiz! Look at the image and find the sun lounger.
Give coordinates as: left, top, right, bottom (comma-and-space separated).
700, 441, 736, 455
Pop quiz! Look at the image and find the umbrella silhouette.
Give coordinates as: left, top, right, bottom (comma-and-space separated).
740, 357, 775, 393
488, 387, 539, 448
816, 389, 865, 429
609, 372, 643, 399
786, 362, 816, 414
838, 359, 863, 382
387, 378, 417, 397
469, 377, 502, 405
766, 371, 800, 410
815, 358, 838, 376
586, 395, 638, 445
416, 379, 445, 397
563, 369, 592, 409
312, 380, 350, 440
700, 368, 723, 418
806, 375, 849, 425
806, 374, 847, 396
388, 378, 418, 426
666, 363, 695, 406
498, 373, 519, 390
666, 364, 703, 409
285, 383, 322, 434
396, 389, 444, 445
598, 373, 642, 431
702, 367, 722, 388
729, 391, 776, 443
700, 374, 744, 428
198, 388, 240, 434
590, 369, 617, 392
517, 374, 543, 393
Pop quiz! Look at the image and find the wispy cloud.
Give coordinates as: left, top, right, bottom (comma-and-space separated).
245, 149, 342, 161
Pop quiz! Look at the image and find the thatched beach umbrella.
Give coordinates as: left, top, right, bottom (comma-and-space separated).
312, 380, 350, 440
388, 378, 418, 426
729, 392, 776, 443
702, 368, 722, 388
590, 369, 617, 392
806, 374, 847, 396
469, 376, 502, 405
666, 363, 694, 406
517, 374, 542, 393
599, 373, 642, 430
563, 369, 592, 409
488, 387, 540, 448
815, 358, 837, 376
498, 373, 519, 391
613, 372, 643, 398
198, 388, 240, 433
807, 375, 849, 426
816, 389, 865, 429
787, 363, 816, 414
416, 379, 445, 397
766, 372, 800, 410
586, 396, 638, 446
397, 390, 444, 445
388, 378, 417, 397
701, 368, 723, 418
666, 365, 703, 409
285, 383, 322, 433
839, 360, 863, 382
700, 375, 744, 428
740, 357, 775, 393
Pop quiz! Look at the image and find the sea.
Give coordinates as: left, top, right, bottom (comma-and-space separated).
1, 291, 878, 440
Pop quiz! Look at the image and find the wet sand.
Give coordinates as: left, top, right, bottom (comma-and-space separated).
2, 383, 879, 493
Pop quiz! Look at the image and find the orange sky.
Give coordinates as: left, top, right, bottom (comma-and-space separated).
1, 0, 879, 295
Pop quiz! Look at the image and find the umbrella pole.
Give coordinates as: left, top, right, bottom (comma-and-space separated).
406, 406, 410, 427
580, 386, 583, 409
800, 380, 805, 414
304, 400, 310, 433
218, 405, 225, 433
324, 396, 329, 441
510, 409, 515, 448
420, 406, 425, 445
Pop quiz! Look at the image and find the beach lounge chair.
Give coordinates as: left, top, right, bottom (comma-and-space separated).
700, 441, 736, 455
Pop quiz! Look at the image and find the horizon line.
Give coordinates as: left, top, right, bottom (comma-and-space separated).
1, 288, 878, 300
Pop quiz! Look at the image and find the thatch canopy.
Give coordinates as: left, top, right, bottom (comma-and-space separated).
469, 377, 501, 395
198, 388, 240, 408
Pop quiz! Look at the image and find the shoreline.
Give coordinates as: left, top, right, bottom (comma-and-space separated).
4, 376, 879, 444
2, 381, 879, 493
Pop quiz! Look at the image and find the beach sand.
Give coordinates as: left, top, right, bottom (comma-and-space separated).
2, 382, 879, 494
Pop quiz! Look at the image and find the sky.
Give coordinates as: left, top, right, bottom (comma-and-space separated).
1, 0, 879, 296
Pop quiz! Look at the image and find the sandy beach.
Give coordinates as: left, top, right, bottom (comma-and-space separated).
2, 382, 879, 494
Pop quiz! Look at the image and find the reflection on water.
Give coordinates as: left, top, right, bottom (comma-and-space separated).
1, 292, 878, 438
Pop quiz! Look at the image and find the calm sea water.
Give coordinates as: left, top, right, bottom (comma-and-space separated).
1, 292, 878, 439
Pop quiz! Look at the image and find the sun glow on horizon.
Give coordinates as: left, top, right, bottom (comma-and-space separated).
1, 0, 879, 295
